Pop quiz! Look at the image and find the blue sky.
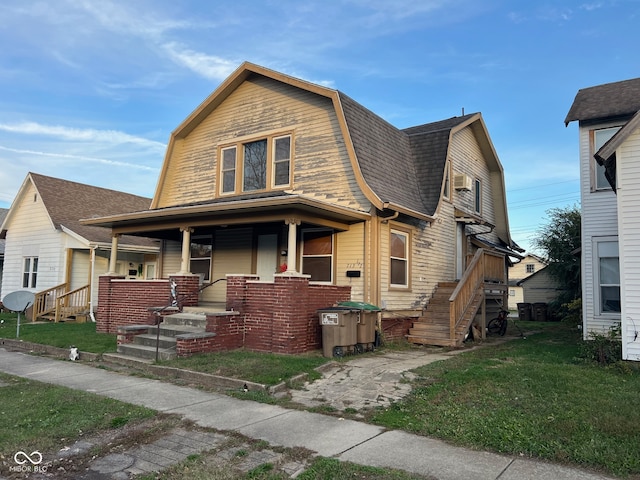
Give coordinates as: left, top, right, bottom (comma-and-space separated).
0, 1, 638, 253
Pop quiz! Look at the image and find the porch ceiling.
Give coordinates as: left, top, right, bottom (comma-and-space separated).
80, 194, 370, 237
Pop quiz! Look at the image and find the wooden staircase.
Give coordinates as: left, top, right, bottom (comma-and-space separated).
408, 282, 483, 347
407, 248, 507, 347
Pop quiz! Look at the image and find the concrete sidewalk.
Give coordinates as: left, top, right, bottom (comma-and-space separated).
0, 348, 615, 480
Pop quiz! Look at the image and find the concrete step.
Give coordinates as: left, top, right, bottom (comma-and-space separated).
133, 333, 179, 349
162, 312, 208, 328
148, 324, 207, 338
117, 343, 176, 361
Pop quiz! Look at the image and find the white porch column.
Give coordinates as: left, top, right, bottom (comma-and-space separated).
107, 234, 120, 275
285, 218, 301, 273
178, 227, 194, 275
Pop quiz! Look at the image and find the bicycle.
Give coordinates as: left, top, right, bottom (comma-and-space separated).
487, 309, 509, 336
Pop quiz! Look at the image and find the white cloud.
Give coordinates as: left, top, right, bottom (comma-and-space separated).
161, 43, 238, 81
0, 122, 165, 151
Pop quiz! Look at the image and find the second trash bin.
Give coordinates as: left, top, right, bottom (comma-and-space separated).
318, 307, 358, 358
338, 301, 381, 352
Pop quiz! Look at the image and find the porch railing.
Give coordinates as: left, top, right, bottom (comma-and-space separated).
449, 249, 506, 341
54, 284, 90, 322
32, 283, 68, 321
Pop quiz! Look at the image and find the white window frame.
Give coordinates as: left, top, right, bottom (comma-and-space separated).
526, 264, 535, 274
593, 237, 621, 316
390, 228, 410, 289
443, 161, 451, 201
22, 256, 38, 288
220, 146, 237, 195
592, 127, 620, 191
272, 135, 291, 188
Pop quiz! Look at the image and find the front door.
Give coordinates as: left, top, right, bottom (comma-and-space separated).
257, 234, 278, 281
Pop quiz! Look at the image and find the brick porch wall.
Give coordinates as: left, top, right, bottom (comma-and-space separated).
227, 274, 351, 354
96, 275, 198, 334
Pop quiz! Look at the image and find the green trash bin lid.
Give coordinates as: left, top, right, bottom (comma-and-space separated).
338, 301, 381, 311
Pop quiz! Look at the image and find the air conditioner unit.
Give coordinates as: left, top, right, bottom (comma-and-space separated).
453, 173, 473, 191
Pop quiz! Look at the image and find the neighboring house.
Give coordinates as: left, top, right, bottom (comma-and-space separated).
0, 208, 7, 301
507, 253, 546, 309
85, 62, 521, 352
517, 265, 565, 305
565, 77, 640, 361
0, 173, 160, 321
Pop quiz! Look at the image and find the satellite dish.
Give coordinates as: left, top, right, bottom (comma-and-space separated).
3, 291, 35, 312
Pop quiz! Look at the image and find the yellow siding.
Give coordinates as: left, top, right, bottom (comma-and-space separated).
206, 227, 253, 302
161, 240, 182, 278
156, 76, 369, 213
335, 222, 366, 300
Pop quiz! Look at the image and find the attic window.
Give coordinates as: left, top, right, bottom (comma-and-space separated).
218, 133, 292, 195
33, 194, 37, 202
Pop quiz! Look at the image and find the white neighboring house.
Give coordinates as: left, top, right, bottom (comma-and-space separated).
0, 173, 160, 320
0, 208, 7, 301
565, 77, 640, 361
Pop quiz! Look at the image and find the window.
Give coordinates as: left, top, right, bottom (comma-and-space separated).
443, 162, 451, 200
597, 240, 620, 314
526, 264, 535, 274
390, 229, 409, 288
474, 178, 482, 214
593, 127, 620, 191
302, 230, 333, 282
190, 237, 212, 282
509, 289, 515, 296
22, 256, 38, 288
221, 147, 237, 194
219, 133, 292, 195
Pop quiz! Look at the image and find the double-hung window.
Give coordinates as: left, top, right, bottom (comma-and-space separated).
219, 133, 292, 195
596, 239, 620, 314
23, 256, 38, 288
390, 229, 409, 288
190, 237, 212, 282
302, 230, 333, 282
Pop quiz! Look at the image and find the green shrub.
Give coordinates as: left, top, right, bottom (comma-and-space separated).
578, 324, 621, 365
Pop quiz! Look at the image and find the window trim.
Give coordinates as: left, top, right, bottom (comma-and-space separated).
442, 160, 451, 201
389, 227, 411, 289
301, 228, 334, 284
218, 132, 293, 196
220, 146, 237, 195
591, 127, 620, 192
593, 236, 620, 317
22, 256, 38, 289
474, 178, 482, 214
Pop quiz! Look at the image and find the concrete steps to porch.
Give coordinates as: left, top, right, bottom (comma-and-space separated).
117, 312, 209, 361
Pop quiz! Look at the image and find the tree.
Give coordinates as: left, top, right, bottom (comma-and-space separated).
531, 204, 581, 302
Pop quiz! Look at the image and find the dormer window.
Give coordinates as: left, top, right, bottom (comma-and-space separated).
592, 127, 619, 191
219, 133, 292, 195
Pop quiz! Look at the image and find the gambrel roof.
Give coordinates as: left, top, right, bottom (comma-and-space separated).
565, 77, 640, 125
1, 173, 157, 249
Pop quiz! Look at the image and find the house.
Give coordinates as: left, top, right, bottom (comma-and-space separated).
0, 208, 7, 302
565, 77, 640, 361
84, 62, 521, 356
517, 266, 565, 305
507, 253, 546, 309
0, 173, 160, 321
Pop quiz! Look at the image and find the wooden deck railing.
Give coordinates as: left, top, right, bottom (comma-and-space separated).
449, 249, 506, 341
54, 284, 90, 322
32, 283, 68, 321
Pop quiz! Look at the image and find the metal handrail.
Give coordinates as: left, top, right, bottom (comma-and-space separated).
154, 278, 227, 361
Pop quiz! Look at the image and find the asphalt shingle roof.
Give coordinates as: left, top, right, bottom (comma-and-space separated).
565, 77, 640, 125
29, 173, 156, 247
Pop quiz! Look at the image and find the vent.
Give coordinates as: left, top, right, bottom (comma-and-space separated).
453, 173, 473, 191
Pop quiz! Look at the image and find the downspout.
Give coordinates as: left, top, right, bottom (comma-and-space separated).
89, 245, 97, 323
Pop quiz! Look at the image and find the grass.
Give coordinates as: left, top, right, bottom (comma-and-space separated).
369, 321, 640, 477
0, 372, 155, 454
157, 350, 330, 386
0, 312, 116, 353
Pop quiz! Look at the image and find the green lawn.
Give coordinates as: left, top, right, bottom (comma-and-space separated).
0, 373, 155, 455
369, 322, 640, 477
0, 312, 116, 353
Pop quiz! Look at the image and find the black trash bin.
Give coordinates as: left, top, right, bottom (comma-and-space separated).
517, 303, 532, 321
318, 307, 358, 358
533, 302, 548, 322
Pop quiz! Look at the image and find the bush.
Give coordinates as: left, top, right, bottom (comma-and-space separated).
578, 324, 621, 365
